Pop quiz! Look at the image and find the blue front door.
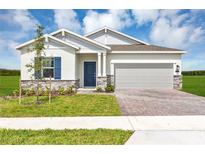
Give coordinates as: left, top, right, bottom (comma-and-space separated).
84, 62, 96, 87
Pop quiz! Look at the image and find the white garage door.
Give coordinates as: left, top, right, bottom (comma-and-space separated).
115, 63, 173, 89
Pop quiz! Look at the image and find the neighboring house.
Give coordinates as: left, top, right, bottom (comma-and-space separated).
16, 27, 186, 90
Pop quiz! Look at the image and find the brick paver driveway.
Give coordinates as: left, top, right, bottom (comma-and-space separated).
115, 89, 205, 116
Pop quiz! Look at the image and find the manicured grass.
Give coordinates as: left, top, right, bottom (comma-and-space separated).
182, 76, 205, 97
0, 128, 133, 145
0, 94, 121, 117
0, 76, 19, 96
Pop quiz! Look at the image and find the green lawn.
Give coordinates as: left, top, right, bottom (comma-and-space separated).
0, 128, 133, 145
182, 76, 205, 97
0, 94, 121, 117
0, 76, 19, 96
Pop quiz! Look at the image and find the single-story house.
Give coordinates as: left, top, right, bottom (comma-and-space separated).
16, 27, 186, 90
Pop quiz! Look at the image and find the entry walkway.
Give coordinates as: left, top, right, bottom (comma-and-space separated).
1, 116, 205, 130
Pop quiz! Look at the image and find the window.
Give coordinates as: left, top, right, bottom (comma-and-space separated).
42, 57, 54, 78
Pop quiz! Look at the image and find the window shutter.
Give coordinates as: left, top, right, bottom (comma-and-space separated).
54, 57, 61, 79
34, 57, 41, 79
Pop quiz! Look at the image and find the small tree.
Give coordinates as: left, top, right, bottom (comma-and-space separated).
26, 25, 45, 104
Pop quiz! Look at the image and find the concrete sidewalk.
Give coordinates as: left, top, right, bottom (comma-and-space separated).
1, 116, 205, 130
125, 131, 205, 145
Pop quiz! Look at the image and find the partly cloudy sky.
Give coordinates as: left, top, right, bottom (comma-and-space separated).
0, 9, 205, 70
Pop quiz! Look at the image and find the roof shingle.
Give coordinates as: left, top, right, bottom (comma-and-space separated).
108, 44, 183, 51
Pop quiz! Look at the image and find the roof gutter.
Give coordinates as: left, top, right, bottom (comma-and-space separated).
109, 51, 187, 54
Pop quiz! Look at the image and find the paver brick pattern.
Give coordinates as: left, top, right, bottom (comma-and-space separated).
115, 89, 205, 116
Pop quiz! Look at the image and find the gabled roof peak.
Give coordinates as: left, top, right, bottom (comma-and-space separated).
16, 28, 111, 51
84, 27, 149, 45
16, 34, 80, 50
49, 28, 111, 50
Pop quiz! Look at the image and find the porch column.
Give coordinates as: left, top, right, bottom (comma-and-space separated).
110, 63, 114, 75
103, 53, 106, 77
98, 53, 102, 76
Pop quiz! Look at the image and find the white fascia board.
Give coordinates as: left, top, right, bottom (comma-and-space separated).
110, 51, 187, 54
110, 59, 179, 64
106, 28, 150, 45
64, 29, 111, 50
50, 28, 111, 50
49, 29, 64, 36
16, 34, 51, 50
84, 27, 106, 37
15, 36, 44, 50
76, 50, 106, 54
15, 34, 80, 50
84, 26, 149, 45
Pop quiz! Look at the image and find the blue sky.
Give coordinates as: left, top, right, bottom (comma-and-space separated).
0, 9, 205, 70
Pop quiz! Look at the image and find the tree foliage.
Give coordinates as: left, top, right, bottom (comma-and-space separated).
0, 69, 20, 76
182, 70, 205, 76
25, 25, 45, 103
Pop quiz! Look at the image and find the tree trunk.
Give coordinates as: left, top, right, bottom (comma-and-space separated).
36, 78, 39, 103
49, 76, 51, 104
19, 77, 21, 104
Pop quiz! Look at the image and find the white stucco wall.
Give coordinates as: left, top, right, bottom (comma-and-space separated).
106, 53, 182, 76
87, 30, 140, 45
20, 41, 77, 80
54, 33, 106, 53
106, 31, 138, 44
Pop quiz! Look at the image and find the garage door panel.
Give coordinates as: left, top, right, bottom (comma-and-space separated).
115, 63, 173, 89
116, 63, 173, 69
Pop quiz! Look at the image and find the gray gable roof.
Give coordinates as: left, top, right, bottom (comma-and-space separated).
108, 44, 183, 51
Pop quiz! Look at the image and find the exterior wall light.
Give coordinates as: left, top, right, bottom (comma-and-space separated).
176, 65, 180, 73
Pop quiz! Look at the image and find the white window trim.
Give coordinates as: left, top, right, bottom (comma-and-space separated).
42, 57, 55, 79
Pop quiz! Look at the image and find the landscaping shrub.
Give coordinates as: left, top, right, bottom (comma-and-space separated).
38, 88, 45, 96
10, 86, 76, 97
24, 88, 35, 96
29, 88, 35, 96
57, 87, 65, 95
96, 86, 103, 92
12, 89, 19, 97
12, 88, 36, 97
25, 89, 30, 96
65, 86, 75, 94
21, 89, 27, 96
70, 85, 75, 93
105, 85, 114, 92
45, 87, 49, 95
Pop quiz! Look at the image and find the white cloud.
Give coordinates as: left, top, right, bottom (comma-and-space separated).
132, 10, 159, 25
0, 10, 39, 32
54, 9, 81, 33
0, 37, 18, 52
150, 19, 204, 48
149, 17, 191, 48
131, 10, 205, 48
83, 10, 133, 34
0, 10, 39, 69
13, 10, 39, 32
189, 27, 205, 43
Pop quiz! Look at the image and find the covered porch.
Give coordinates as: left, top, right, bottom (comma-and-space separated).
75, 52, 108, 88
